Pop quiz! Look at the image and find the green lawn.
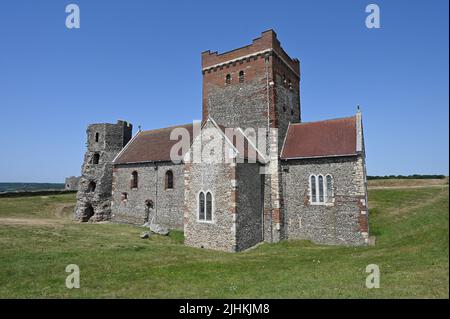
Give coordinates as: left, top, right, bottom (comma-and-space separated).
0, 186, 448, 298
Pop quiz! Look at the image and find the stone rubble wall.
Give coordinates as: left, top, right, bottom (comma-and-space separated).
111, 162, 184, 230
281, 155, 368, 246
74, 121, 132, 222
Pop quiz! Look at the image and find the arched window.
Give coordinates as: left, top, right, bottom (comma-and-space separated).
87, 181, 96, 193
310, 174, 334, 204
225, 74, 231, 84
206, 192, 212, 221
310, 175, 317, 203
165, 170, 174, 189
198, 191, 213, 222
326, 175, 334, 203
92, 153, 100, 164
318, 175, 324, 202
198, 191, 205, 220
239, 71, 245, 83
131, 171, 138, 189
95, 132, 99, 142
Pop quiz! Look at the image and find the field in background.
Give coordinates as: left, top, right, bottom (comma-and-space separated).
368, 178, 448, 188
0, 183, 65, 193
0, 179, 448, 298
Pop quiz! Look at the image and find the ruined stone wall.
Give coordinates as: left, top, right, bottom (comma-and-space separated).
65, 176, 80, 191
281, 155, 368, 246
111, 162, 184, 230
235, 162, 264, 251
74, 121, 132, 222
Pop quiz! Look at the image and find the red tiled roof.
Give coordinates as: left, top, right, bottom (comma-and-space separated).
113, 124, 193, 164
281, 116, 357, 159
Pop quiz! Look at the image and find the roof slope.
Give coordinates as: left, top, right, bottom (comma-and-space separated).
114, 124, 193, 164
281, 116, 357, 159
209, 118, 267, 163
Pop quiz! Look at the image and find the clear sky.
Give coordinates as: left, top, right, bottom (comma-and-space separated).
0, 0, 448, 182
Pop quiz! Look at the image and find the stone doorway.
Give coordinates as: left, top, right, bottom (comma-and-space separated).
81, 204, 94, 222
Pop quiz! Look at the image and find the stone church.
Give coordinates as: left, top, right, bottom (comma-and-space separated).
74, 30, 369, 252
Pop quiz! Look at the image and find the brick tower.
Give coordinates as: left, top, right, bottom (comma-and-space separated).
201, 30, 301, 241
74, 120, 132, 222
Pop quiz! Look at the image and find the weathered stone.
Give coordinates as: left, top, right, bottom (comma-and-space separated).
111, 162, 184, 229
74, 121, 132, 222
140, 231, 150, 239
149, 223, 169, 236
64, 176, 80, 191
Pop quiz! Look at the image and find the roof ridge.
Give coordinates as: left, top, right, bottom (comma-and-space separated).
291, 115, 356, 126
141, 123, 193, 134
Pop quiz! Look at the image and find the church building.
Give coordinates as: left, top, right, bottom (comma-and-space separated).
74, 30, 369, 252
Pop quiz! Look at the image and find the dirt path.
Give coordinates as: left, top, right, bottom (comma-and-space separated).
0, 217, 67, 226
53, 203, 74, 219
0, 203, 75, 227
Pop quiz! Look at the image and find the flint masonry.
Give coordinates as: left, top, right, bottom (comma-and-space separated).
75, 30, 369, 252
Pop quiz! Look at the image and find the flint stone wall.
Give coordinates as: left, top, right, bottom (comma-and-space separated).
74, 121, 132, 222
281, 155, 368, 246
111, 162, 184, 230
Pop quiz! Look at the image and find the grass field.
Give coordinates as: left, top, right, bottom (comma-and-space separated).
0, 183, 448, 298
368, 178, 448, 188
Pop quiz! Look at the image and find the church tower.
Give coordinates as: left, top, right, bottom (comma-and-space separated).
202, 29, 301, 150
201, 30, 301, 242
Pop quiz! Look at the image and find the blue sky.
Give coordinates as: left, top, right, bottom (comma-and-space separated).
0, 0, 448, 182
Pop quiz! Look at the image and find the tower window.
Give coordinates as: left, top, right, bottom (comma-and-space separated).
131, 171, 138, 189
239, 71, 245, 83
225, 74, 231, 85
95, 132, 99, 142
165, 170, 174, 189
92, 153, 100, 164
87, 181, 96, 193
